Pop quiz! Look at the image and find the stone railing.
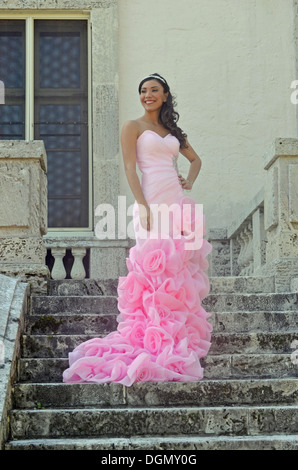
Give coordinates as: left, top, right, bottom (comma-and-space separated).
46, 244, 89, 281
45, 236, 131, 281
227, 189, 265, 277
208, 138, 298, 293
0, 274, 29, 449
207, 190, 265, 279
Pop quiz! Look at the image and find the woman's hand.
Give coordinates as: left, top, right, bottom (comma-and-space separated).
139, 203, 152, 231
178, 174, 193, 190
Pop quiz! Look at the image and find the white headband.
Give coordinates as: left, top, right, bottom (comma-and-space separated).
141, 74, 166, 84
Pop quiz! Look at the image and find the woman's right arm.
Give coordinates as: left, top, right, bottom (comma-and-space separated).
121, 121, 152, 231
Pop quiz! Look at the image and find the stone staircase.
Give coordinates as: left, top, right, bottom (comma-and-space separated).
4, 276, 298, 450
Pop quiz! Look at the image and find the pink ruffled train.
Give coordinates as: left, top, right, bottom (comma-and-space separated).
63, 130, 212, 386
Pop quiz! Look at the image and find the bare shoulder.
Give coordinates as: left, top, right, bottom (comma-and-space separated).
121, 120, 140, 140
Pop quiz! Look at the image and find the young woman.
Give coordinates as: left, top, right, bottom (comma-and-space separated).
122, 74, 202, 233
63, 73, 212, 386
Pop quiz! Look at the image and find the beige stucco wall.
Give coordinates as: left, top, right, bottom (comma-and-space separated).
118, 0, 297, 231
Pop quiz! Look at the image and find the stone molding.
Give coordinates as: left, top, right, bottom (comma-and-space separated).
0, 1, 117, 9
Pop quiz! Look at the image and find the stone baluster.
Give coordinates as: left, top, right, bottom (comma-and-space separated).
51, 248, 66, 280
227, 189, 265, 277
236, 231, 246, 275
241, 228, 250, 275
236, 222, 254, 276
252, 207, 266, 274
71, 248, 87, 280
244, 222, 254, 275
49, 247, 87, 280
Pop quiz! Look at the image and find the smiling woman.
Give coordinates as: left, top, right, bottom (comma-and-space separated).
138, 73, 188, 149
62, 72, 212, 386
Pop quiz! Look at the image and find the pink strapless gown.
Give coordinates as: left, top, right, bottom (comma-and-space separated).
62, 130, 213, 386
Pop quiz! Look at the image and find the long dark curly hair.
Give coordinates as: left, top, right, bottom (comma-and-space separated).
138, 73, 188, 149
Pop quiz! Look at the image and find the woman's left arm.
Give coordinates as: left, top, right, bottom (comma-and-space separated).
178, 139, 202, 190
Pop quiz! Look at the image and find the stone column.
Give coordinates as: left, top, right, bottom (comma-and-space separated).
0, 140, 49, 293
89, 2, 129, 279
263, 138, 298, 292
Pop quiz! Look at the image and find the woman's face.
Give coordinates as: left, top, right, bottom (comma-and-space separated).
139, 79, 168, 113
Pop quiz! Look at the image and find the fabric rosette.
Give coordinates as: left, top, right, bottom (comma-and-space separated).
117, 271, 153, 313
127, 237, 183, 280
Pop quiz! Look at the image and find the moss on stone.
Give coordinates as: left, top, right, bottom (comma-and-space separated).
31, 315, 66, 334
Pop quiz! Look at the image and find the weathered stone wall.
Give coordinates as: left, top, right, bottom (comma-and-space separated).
118, 0, 296, 231
0, 141, 49, 292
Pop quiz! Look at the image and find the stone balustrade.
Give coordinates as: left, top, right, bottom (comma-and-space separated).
228, 189, 266, 277
208, 138, 298, 293
45, 236, 131, 281
47, 246, 88, 281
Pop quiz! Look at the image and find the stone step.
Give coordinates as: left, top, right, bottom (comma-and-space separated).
30, 295, 118, 315
9, 405, 298, 439
25, 314, 118, 335
6, 272, 297, 451
13, 379, 298, 409
5, 434, 298, 450
202, 292, 298, 313
25, 311, 298, 335
18, 354, 298, 383
21, 331, 298, 358
47, 276, 276, 296
47, 279, 119, 297
209, 276, 275, 294
213, 311, 298, 333
31, 292, 298, 315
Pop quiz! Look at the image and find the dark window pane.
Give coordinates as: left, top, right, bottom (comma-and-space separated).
47, 151, 81, 197
38, 104, 83, 197
48, 198, 82, 228
0, 31, 24, 88
39, 104, 81, 135
43, 135, 81, 149
0, 20, 25, 140
0, 105, 23, 139
40, 33, 81, 89
34, 20, 89, 229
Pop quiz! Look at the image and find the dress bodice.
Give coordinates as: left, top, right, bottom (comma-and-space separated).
136, 130, 184, 205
